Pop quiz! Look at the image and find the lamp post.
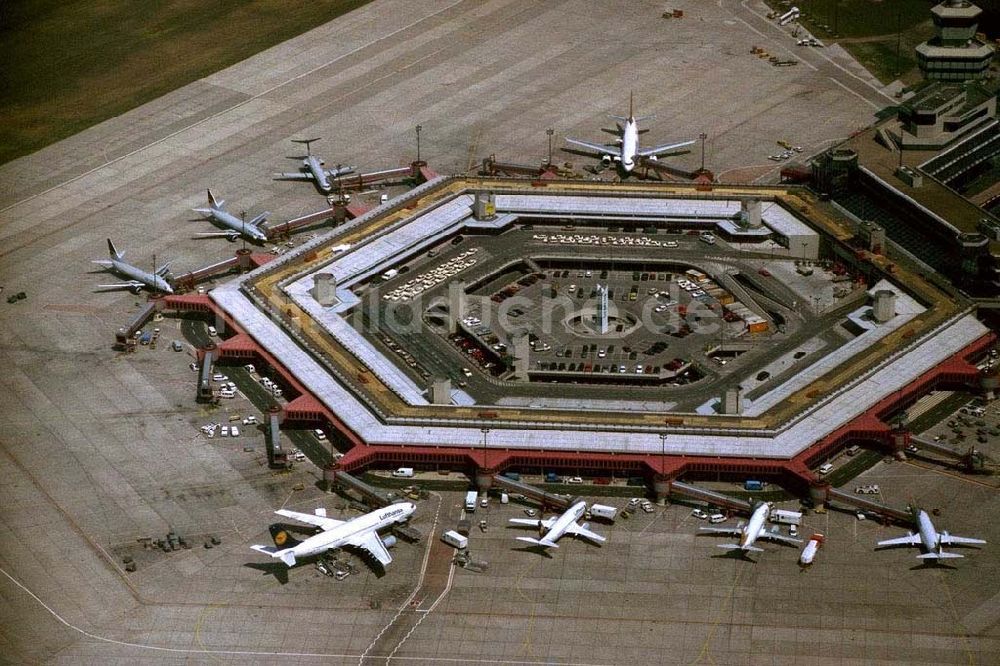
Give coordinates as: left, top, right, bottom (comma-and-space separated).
699, 132, 708, 172
480, 427, 490, 470
241, 211, 247, 253
546, 128, 554, 166
415, 124, 423, 163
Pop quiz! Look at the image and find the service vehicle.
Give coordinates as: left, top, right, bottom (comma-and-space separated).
465, 490, 478, 512
442, 530, 468, 549
589, 504, 618, 521
770, 508, 802, 525
392, 467, 415, 478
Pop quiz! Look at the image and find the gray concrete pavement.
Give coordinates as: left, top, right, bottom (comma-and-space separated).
2, 0, 989, 663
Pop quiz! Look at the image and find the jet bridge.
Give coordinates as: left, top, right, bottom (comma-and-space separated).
267, 409, 288, 468
326, 469, 394, 508
668, 481, 753, 513
115, 301, 158, 347
826, 488, 911, 524
197, 349, 215, 403
490, 474, 574, 510
909, 435, 986, 471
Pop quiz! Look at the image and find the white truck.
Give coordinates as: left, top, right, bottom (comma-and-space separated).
442, 530, 468, 550
589, 504, 618, 521
770, 508, 803, 526
391, 467, 414, 478
464, 490, 478, 512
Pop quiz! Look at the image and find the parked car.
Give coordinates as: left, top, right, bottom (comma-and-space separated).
691, 509, 708, 520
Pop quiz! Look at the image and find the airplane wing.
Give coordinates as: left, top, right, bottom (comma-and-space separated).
565, 138, 618, 156
194, 231, 240, 239
567, 522, 606, 544
509, 517, 557, 529
759, 532, 803, 546
637, 139, 697, 158
698, 526, 742, 536
346, 532, 393, 567
877, 533, 921, 548
96, 281, 145, 291
274, 509, 344, 531
249, 212, 270, 227
325, 165, 357, 178
273, 172, 314, 181
939, 534, 986, 546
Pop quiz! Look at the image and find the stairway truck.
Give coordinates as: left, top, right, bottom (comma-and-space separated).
770, 508, 803, 525
589, 504, 618, 521
465, 491, 478, 512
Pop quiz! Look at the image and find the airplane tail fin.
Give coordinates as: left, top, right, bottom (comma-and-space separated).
268, 524, 303, 549
918, 551, 963, 560
516, 536, 558, 549
107, 238, 124, 260
292, 137, 321, 155
207, 189, 224, 210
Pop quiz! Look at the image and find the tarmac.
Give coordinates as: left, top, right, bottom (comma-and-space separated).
0, 0, 994, 663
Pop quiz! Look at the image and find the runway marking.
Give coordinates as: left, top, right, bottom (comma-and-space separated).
736, 0, 896, 106
1, 564, 611, 665
358, 491, 446, 666
691, 557, 749, 665
0, 0, 468, 216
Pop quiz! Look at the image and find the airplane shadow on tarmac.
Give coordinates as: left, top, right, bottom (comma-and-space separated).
244, 561, 290, 585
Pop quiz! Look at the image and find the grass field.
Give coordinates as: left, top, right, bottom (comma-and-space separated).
764, 0, 937, 84
0, 0, 371, 165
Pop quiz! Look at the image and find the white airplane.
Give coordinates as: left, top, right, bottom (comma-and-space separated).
876, 508, 985, 560
193, 189, 269, 243
251, 502, 416, 568
565, 93, 696, 172
274, 138, 356, 193
508, 500, 606, 549
92, 239, 173, 294
699, 502, 801, 554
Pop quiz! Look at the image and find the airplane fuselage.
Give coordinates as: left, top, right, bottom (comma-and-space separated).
210, 208, 269, 242
917, 510, 941, 553
305, 155, 332, 192
111, 258, 172, 294
621, 118, 639, 171
287, 502, 414, 560
542, 501, 587, 544
739, 503, 771, 550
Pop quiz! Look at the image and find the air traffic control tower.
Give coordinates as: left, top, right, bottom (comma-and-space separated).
917, 1, 994, 81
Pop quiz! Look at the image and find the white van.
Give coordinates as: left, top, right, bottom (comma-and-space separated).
441, 530, 468, 549
465, 490, 478, 512
392, 467, 414, 478
818, 463, 834, 475
208, 326, 217, 337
